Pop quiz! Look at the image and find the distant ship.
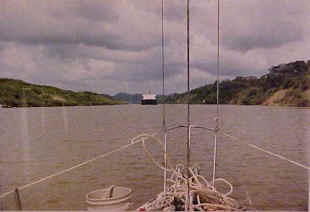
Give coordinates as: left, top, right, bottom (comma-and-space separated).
141, 94, 157, 105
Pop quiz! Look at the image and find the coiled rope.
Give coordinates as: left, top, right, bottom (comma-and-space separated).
139, 161, 243, 211
135, 133, 243, 211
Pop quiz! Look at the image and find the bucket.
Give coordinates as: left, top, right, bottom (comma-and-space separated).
86, 185, 132, 211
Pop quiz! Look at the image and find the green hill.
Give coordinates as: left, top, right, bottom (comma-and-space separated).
0, 79, 124, 107
112, 92, 142, 104
163, 60, 310, 107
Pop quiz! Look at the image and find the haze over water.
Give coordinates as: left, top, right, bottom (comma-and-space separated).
0, 105, 308, 210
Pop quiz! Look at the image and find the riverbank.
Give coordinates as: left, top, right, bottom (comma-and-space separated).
160, 60, 310, 107
0, 78, 124, 107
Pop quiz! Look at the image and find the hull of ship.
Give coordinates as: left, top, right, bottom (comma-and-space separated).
141, 100, 157, 105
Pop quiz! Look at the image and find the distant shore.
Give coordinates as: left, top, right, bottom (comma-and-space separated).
0, 78, 124, 107
1, 60, 310, 108
158, 60, 310, 107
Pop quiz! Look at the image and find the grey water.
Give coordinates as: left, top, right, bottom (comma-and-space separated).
0, 105, 308, 210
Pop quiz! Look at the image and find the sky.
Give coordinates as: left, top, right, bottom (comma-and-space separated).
0, 0, 309, 95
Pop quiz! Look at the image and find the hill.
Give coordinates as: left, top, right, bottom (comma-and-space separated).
112, 92, 142, 104
0, 79, 124, 107
163, 60, 310, 107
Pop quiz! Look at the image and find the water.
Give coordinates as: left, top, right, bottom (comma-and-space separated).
0, 105, 308, 210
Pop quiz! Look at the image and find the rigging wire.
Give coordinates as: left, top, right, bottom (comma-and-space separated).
213, 0, 221, 187
216, 0, 220, 124
161, 0, 166, 128
161, 0, 168, 194
186, 0, 191, 210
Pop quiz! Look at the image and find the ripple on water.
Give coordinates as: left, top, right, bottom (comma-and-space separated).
0, 105, 308, 210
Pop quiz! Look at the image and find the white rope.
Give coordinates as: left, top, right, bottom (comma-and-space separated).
0, 131, 180, 200
0, 132, 158, 200
214, 178, 233, 196
211, 0, 220, 194
222, 132, 310, 171
140, 133, 174, 172
140, 166, 241, 211
137, 132, 240, 211
249, 144, 310, 170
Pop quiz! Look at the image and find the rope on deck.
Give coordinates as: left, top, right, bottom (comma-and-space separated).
138, 165, 244, 211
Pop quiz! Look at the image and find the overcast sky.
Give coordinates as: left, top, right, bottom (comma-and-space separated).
0, 0, 309, 95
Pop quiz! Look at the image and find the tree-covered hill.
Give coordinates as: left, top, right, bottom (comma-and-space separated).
162, 60, 310, 107
0, 79, 124, 107
112, 92, 142, 104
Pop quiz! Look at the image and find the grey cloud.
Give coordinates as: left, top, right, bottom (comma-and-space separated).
130, 0, 185, 21
0, 0, 309, 95
124, 62, 185, 83
95, 49, 185, 84
0, 23, 157, 52
222, 17, 304, 52
192, 59, 263, 78
221, 0, 308, 51
71, 1, 120, 23
0, 1, 161, 52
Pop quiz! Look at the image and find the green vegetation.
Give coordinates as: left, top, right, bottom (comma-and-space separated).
112, 92, 142, 104
0, 79, 124, 107
2, 60, 309, 107
161, 60, 310, 107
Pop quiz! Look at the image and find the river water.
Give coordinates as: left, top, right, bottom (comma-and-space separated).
0, 105, 308, 210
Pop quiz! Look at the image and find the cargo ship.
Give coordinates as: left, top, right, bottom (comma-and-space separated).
141, 94, 157, 105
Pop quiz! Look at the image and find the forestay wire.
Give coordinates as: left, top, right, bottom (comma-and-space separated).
185, 0, 191, 210
161, 0, 168, 195
213, 0, 221, 187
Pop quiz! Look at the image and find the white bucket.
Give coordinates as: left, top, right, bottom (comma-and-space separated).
86, 185, 132, 211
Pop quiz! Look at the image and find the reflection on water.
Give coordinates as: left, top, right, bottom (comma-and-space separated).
0, 105, 308, 210
19, 109, 31, 182
306, 110, 310, 209
62, 107, 69, 137
40, 107, 46, 135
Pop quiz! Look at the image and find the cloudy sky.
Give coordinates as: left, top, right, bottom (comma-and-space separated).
0, 0, 309, 95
